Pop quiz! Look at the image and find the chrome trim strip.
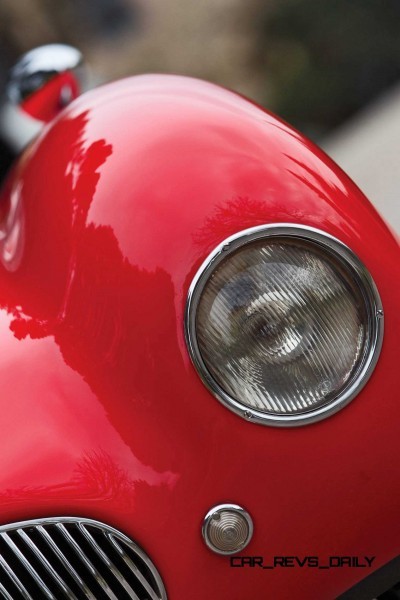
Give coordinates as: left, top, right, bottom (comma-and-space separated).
16, 528, 78, 599
1, 531, 55, 599
185, 223, 384, 427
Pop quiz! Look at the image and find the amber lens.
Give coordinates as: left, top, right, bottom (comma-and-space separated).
195, 237, 368, 416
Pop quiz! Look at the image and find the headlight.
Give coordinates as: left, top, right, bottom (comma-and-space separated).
185, 224, 383, 426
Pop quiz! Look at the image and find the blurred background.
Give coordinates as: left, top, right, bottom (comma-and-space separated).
0, 0, 398, 232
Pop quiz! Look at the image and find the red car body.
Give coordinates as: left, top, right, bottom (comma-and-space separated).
0, 73, 399, 599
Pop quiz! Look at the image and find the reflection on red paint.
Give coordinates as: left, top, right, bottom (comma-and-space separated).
21, 71, 81, 123
0, 74, 398, 599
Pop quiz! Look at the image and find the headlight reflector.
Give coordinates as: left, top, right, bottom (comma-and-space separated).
185, 225, 383, 426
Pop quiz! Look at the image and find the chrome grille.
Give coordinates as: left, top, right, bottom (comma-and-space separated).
0, 517, 167, 599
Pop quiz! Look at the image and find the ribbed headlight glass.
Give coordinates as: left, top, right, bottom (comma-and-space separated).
186, 225, 383, 426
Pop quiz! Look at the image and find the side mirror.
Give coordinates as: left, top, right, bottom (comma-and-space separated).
0, 44, 86, 172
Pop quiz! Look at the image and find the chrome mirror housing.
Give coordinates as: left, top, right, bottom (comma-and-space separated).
0, 44, 86, 155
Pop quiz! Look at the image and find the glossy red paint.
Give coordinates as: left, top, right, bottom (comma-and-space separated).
0, 74, 398, 599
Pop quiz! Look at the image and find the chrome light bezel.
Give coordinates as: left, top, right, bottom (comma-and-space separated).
202, 504, 254, 555
185, 224, 384, 427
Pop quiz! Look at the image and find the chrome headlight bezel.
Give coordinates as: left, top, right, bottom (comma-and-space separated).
185, 224, 384, 427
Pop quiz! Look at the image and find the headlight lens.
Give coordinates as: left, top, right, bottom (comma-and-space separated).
185, 225, 383, 426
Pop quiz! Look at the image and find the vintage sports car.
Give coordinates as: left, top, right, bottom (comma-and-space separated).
0, 44, 398, 600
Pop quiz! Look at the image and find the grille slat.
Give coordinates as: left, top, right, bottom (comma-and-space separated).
0, 552, 33, 599
1, 532, 55, 599
0, 579, 14, 600
16, 529, 78, 600
108, 534, 160, 600
37, 525, 96, 599
78, 524, 141, 600
0, 518, 167, 600
56, 523, 119, 600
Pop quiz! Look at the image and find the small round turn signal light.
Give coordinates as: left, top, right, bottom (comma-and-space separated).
202, 504, 253, 555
